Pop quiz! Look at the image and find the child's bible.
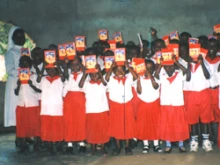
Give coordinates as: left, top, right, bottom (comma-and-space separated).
169, 31, 179, 40
188, 38, 199, 44
18, 68, 30, 84
132, 58, 146, 76
21, 48, 30, 57
114, 48, 126, 65
44, 50, 56, 68
113, 32, 123, 43
58, 44, 66, 60
85, 55, 98, 73
213, 24, 220, 33
99, 30, 108, 41
104, 56, 114, 71
75, 36, 86, 51
65, 42, 76, 60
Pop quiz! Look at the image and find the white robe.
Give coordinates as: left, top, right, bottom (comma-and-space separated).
4, 26, 21, 127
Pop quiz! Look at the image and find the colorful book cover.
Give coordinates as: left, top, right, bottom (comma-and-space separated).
20, 48, 30, 57
167, 44, 179, 59
104, 56, 114, 70
114, 48, 126, 65
18, 68, 30, 83
156, 51, 162, 64
132, 58, 146, 75
58, 44, 66, 60
213, 24, 220, 33
169, 31, 179, 40
113, 32, 123, 43
75, 36, 86, 51
108, 40, 116, 49
162, 35, 169, 46
44, 50, 56, 67
98, 30, 108, 41
85, 55, 98, 73
208, 35, 217, 40
188, 38, 199, 44
189, 44, 201, 61
161, 48, 174, 65
65, 42, 76, 60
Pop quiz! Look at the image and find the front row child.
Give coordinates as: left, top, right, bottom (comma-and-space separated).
105, 61, 138, 155
14, 56, 41, 153
37, 61, 65, 154
155, 56, 190, 153
79, 64, 109, 155
135, 60, 162, 153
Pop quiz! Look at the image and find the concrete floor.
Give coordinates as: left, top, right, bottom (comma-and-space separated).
0, 133, 220, 165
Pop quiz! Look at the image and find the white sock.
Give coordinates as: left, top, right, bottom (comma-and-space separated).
79, 142, 85, 146
202, 134, 209, 140
153, 140, 159, 146
133, 138, 137, 141
143, 140, 149, 146
68, 142, 73, 147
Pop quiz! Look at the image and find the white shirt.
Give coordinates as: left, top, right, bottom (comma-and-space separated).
107, 73, 135, 103
17, 74, 40, 107
206, 57, 220, 88
183, 60, 211, 91
40, 76, 64, 116
63, 72, 84, 97
97, 56, 104, 70
83, 81, 109, 114
159, 70, 186, 106
135, 76, 160, 103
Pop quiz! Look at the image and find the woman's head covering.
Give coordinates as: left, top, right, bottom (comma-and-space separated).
7, 26, 20, 51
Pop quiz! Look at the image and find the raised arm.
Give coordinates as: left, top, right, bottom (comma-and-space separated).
105, 61, 116, 82
96, 64, 107, 86
198, 55, 210, 79
28, 80, 42, 93
136, 77, 142, 94
125, 61, 138, 81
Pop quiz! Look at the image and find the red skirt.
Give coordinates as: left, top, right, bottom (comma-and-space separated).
160, 105, 190, 141
16, 106, 40, 138
41, 115, 64, 142
135, 99, 161, 140
209, 88, 220, 122
63, 91, 86, 141
86, 111, 109, 144
108, 100, 135, 140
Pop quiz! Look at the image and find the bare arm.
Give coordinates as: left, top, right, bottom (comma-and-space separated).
136, 77, 142, 94
28, 80, 42, 93
105, 61, 116, 82
14, 80, 21, 96
125, 61, 138, 81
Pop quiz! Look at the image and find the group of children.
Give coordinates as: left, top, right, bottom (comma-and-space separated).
12, 26, 220, 156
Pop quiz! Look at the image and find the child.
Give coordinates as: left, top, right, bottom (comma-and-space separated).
79, 65, 109, 155
31, 47, 44, 75
184, 53, 214, 152
206, 39, 220, 144
63, 57, 86, 154
135, 60, 162, 153
155, 56, 190, 153
37, 60, 65, 154
14, 56, 41, 153
105, 61, 138, 155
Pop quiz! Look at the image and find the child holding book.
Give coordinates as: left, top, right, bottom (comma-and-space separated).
14, 56, 41, 153
105, 61, 138, 155
79, 64, 109, 155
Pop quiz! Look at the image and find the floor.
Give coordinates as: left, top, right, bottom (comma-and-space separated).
0, 133, 220, 165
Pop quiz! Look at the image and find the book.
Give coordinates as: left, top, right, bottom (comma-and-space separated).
108, 40, 116, 49
84, 55, 98, 73
113, 32, 123, 43
65, 42, 76, 60
208, 35, 217, 40
167, 44, 179, 59
21, 48, 30, 57
104, 56, 114, 70
114, 48, 126, 65
132, 58, 146, 76
18, 68, 30, 83
169, 31, 179, 40
213, 24, 220, 33
44, 50, 56, 67
189, 44, 201, 61
160, 48, 174, 65
156, 51, 162, 64
58, 44, 66, 60
98, 29, 108, 41
188, 38, 199, 44
75, 36, 86, 51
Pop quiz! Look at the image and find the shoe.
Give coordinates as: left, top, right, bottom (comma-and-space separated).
111, 148, 121, 156
202, 140, 213, 152
79, 146, 86, 154
142, 145, 149, 154
179, 146, 187, 153
153, 145, 163, 153
66, 147, 74, 154
130, 139, 138, 149
164, 147, 172, 153
190, 140, 199, 152
125, 147, 133, 155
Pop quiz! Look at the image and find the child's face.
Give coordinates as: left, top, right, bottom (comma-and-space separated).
153, 41, 166, 53
164, 65, 175, 77
46, 68, 58, 77
113, 66, 126, 78
130, 48, 139, 58
32, 51, 44, 65
208, 41, 218, 57
19, 59, 31, 68
179, 46, 189, 60
145, 63, 154, 75
89, 72, 100, 81
71, 59, 81, 72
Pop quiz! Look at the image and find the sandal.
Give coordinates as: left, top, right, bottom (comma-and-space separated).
153, 145, 163, 153
125, 147, 133, 155
111, 148, 121, 156
142, 145, 149, 154
179, 146, 187, 153
164, 147, 172, 153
